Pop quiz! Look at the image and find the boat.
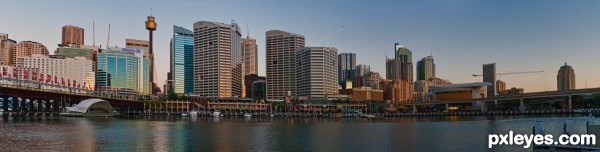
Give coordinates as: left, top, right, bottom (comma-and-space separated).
181, 112, 190, 117
212, 110, 221, 118
244, 112, 252, 118
190, 110, 198, 117
361, 114, 376, 118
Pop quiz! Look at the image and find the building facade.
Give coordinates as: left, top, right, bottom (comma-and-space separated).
15, 41, 49, 63
265, 30, 305, 101
244, 74, 266, 98
0, 33, 16, 66
96, 47, 149, 95
251, 80, 266, 100
380, 79, 414, 103
16, 54, 94, 90
483, 63, 496, 96
170, 25, 194, 95
193, 21, 242, 98
62, 25, 84, 45
352, 87, 384, 101
363, 72, 382, 90
338, 53, 356, 85
390, 43, 413, 82
355, 64, 371, 77
557, 63, 575, 91
296, 47, 339, 99
416, 56, 435, 81
496, 80, 506, 94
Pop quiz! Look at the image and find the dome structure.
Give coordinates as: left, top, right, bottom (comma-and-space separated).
66, 98, 117, 114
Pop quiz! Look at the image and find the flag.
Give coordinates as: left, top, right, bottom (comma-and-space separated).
68, 79, 71, 87
61, 77, 65, 85
46, 74, 51, 83
13, 68, 17, 78
32, 71, 37, 81
2, 67, 6, 76
55, 76, 58, 84
39, 73, 44, 82
83, 82, 87, 90
24, 69, 28, 80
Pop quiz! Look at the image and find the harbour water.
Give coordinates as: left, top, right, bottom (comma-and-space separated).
0, 115, 595, 151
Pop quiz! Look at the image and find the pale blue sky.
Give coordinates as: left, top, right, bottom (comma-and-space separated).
2, 0, 600, 92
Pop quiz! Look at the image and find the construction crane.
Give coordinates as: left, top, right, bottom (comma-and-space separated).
472, 70, 544, 77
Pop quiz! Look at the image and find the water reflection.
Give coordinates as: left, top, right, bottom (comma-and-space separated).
0, 115, 595, 151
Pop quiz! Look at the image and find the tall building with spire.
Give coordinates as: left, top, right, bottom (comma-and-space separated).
145, 10, 157, 95
193, 21, 242, 98
557, 62, 575, 91
265, 30, 305, 101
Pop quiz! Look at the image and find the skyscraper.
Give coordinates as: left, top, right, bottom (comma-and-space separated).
15, 41, 49, 62
125, 39, 152, 95
483, 63, 496, 96
170, 25, 194, 94
0, 33, 16, 66
557, 62, 575, 91
355, 64, 371, 77
296, 47, 338, 99
338, 53, 356, 85
242, 36, 258, 76
265, 30, 305, 101
193, 21, 242, 98
386, 43, 413, 82
62, 25, 84, 45
363, 72, 382, 89
416, 56, 435, 81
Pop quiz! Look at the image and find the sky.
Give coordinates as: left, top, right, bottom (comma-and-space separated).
2, 0, 600, 93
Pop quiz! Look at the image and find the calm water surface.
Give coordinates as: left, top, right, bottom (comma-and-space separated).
0, 115, 595, 152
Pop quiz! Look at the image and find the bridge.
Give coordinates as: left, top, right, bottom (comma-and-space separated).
399, 87, 600, 111
0, 85, 141, 114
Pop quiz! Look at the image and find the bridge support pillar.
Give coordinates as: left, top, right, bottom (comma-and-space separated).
519, 98, 525, 112
412, 105, 417, 113
20, 98, 26, 112
568, 95, 572, 110
37, 99, 42, 112
494, 100, 498, 106
45, 100, 50, 112
1, 96, 7, 112
445, 103, 449, 112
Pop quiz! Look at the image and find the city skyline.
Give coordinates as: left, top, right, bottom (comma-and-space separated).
2, 0, 600, 92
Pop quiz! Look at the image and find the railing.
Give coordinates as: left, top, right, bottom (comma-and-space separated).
0, 79, 143, 101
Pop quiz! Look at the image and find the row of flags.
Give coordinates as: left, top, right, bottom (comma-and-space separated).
0, 67, 90, 90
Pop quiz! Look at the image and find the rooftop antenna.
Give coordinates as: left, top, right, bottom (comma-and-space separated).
150, 7, 153, 16
106, 23, 111, 48
93, 21, 96, 46
246, 24, 250, 38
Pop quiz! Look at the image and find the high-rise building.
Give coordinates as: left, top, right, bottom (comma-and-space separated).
363, 72, 382, 89
557, 62, 575, 91
265, 30, 305, 100
242, 36, 258, 76
483, 63, 496, 96
193, 21, 242, 98
355, 64, 371, 77
244, 74, 266, 98
296, 47, 338, 99
387, 43, 413, 82
96, 46, 149, 95
55, 44, 98, 72
416, 56, 435, 81
380, 79, 414, 103
170, 25, 194, 95
17, 54, 94, 90
62, 25, 84, 45
496, 80, 506, 94
15, 41, 49, 62
0, 33, 17, 66
338, 53, 356, 85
